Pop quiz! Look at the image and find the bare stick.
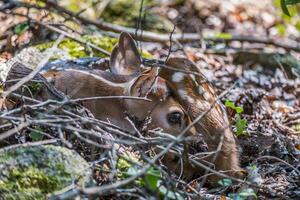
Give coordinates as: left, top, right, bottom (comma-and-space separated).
0, 139, 58, 153
0, 121, 30, 141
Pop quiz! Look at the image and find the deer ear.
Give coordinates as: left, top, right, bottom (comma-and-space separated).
128, 68, 157, 97
110, 32, 141, 75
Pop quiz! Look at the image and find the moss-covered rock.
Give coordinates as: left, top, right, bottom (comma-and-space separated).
0, 145, 92, 200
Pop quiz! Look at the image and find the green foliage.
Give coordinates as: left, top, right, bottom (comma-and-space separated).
225, 100, 244, 114
205, 32, 233, 40
0, 145, 91, 199
281, 0, 291, 16
280, 0, 300, 16
102, 0, 174, 32
0, 83, 3, 93
285, 0, 300, 5
275, 24, 286, 36
28, 82, 43, 94
225, 100, 247, 136
117, 157, 183, 199
60, 0, 173, 32
229, 188, 257, 200
218, 178, 233, 186
36, 35, 117, 59
274, 0, 300, 36
35, 35, 153, 60
29, 127, 44, 141
235, 115, 247, 136
14, 22, 29, 36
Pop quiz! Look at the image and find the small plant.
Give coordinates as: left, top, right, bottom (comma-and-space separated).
14, 22, 29, 36
29, 127, 44, 141
218, 178, 233, 186
117, 156, 183, 200
225, 100, 247, 136
280, 0, 300, 16
229, 188, 257, 200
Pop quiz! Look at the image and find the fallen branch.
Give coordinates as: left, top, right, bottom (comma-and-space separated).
35, 0, 300, 52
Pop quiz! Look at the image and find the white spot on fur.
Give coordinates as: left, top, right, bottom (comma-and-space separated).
178, 89, 195, 103
187, 96, 195, 103
203, 92, 211, 101
178, 89, 187, 98
172, 72, 185, 83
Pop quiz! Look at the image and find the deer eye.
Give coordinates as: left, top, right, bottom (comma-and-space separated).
167, 111, 183, 126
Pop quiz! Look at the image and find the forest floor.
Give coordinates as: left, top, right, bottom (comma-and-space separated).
0, 0, 299, 199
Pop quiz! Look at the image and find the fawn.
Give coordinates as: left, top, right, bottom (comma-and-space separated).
41, 32, 242, 181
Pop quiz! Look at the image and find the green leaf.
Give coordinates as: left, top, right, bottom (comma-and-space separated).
239, 188, 257, 198
236, 117, 247, 136
144, 167, 161, 191
29, 127, 44, 141
215, 32, 233, 40
285, 0, 300, 5
158, 183, 184, 200
225, 100, 244, 114
281, 0, 291, 16
235, 106, 244, 114
14, 22, 29, 35
225, 99, 236, 109
218, 178, 233, 186
295, 21, 300, 32
275, 24, 286, 37
126, 166, 139, 176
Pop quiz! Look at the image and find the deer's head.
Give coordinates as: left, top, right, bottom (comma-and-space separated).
159, 57, 242, 180
109, 33, 196, 137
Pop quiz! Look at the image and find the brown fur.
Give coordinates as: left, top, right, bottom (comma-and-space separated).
160, 57, 242, 180
42, 32, 242, 182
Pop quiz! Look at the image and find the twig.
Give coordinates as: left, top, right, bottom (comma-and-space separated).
0, 139, 58, 153
0, 120, 30, 141
165, 24, 176, 63
70, 96, 151, 103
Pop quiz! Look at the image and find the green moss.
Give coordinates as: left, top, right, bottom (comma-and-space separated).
0, 145, 91, 199
7, 166, 69, 193
35, 35, 118, 59
28, 82, 43, 95
35, 35, 153, 60
102, 0, 173, 32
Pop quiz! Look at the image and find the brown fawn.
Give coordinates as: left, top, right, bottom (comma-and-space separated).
41, 32, 242, 181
